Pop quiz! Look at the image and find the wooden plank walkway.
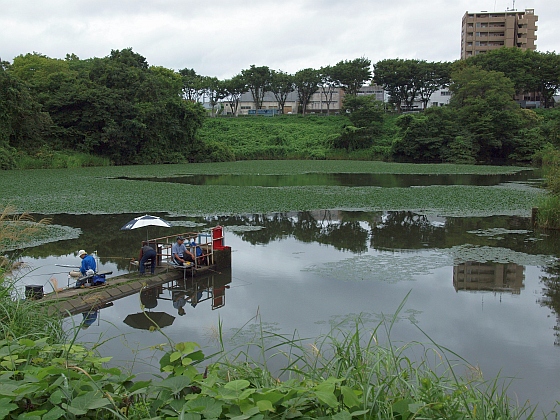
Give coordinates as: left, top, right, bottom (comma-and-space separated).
39, 246, 232, 317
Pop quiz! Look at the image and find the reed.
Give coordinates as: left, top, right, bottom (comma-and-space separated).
208, 298, 538, 419
15, 150, 111, 169
0, 206, 64, 342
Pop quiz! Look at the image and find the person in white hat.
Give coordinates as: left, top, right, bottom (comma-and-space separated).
78, 249, 96, 275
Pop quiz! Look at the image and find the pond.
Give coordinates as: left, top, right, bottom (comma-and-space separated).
6, 165, 560, 415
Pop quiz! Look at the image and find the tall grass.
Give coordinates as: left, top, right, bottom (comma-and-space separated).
15, 149, 111, 169
0, 206, 64, 342
536, 145, 560, 229
209, 300, 539, 419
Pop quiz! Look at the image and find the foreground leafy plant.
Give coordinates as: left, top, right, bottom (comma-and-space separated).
0, 326, 544, 420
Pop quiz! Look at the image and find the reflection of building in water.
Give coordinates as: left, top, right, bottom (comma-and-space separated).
453, 262, 525, 294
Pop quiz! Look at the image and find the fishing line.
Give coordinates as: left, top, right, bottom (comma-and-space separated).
20, 271, 72, 278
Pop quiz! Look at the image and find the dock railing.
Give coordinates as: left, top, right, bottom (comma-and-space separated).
147, 229, 215, 270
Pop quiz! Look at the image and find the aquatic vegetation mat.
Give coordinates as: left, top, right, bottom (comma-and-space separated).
0, 162, 543, 217
304, 246, 556, 283
0, 222, 81, 252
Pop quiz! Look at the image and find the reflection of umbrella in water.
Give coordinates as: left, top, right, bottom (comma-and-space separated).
123, 311, 175, 330
120, 214, 171, 239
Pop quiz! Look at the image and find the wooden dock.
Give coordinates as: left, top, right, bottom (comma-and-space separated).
38, 245, 232, 317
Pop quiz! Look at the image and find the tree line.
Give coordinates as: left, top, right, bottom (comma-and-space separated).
1, 47, 560, 168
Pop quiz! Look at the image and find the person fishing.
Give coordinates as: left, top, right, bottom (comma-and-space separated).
78, 249, 96, 275
172, 236, 195, 266
138, 241, 156, 275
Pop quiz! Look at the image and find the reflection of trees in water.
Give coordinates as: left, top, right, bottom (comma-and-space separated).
212, 211, 369, 253
370, 211, 446, 250
538, 262, 560, 346
20, 211, 560, 273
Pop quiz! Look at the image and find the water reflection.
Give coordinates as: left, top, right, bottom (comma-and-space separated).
539, 262, 560, 346
453, 262, 525, 294
21, 210, 560, 266
12, 209, 560, 413
115, 171, 537, 188
76, 271, 233, 331
80, 302, 113, 329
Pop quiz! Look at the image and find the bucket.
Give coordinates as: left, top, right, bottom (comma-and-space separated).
25, 285, 44, 300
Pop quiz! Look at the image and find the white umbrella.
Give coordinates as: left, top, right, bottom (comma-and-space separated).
120, 214, 171, 239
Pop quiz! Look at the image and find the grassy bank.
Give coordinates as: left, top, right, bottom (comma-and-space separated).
15, 149, 112, 170
197, 115, 348, 160
196, 115, 398, 161
536, 146, 560, 229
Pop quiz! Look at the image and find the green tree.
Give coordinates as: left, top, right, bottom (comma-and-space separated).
467, 47, 535, 94
9, 49, 206, 165
318, 66, 338, 116
294, 68, 321, 116
373, 59, 420, 112
334, 95, 384, 151
222, 74, 246, 116
241, 65, 272, 110
269, 70, 294, 114
529, 51, 560, 109
201, 76, 226, 117
449, 66, 527, 161
10, 52, 71, 84
416, 61, 451, 110
179, 68, 206, 102
330, 57, 372, 96
392, 107, 467, 163
0, 63, 52, 164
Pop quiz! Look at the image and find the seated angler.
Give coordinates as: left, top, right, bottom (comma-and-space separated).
78, 249, 96, 275
172, 236, 195, 266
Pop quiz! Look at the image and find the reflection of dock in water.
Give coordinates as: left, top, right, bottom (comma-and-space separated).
40, 245, 231, 317
453, 262, 525, 294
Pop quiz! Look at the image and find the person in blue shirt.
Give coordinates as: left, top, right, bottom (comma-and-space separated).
78, 249, 96, 275
190, 239, 207, 265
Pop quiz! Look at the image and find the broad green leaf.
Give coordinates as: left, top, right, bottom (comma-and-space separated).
62, 403, 87, 416
252, 390, 285, 405
0, 397, 17, 418
341, 385, 361, 409
314, 389, 339, 408
350, 409, 369, 416
14, 413, 44, 420
0, 383, 18, 396
175, 342, 200, 355
18, 338, 36, 347
179, 412, 201, 420
392, 398, 414, 419
156, 375, 192, 394
170, 351, 182, 362
332, 411, 353, 420
185, 395, 223, 418
70, 391, 111, 411
313, 383, 338, 408
224, 379, 250, 391
256, 399, 274, 412
43, 405, 66, 420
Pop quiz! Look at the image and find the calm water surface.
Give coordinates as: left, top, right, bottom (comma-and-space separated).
11, 171, 560, 416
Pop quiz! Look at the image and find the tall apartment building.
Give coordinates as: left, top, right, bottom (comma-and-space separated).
460, 8, 538, 59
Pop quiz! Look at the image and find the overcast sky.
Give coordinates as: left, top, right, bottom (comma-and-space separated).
1, 0, 558, 79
